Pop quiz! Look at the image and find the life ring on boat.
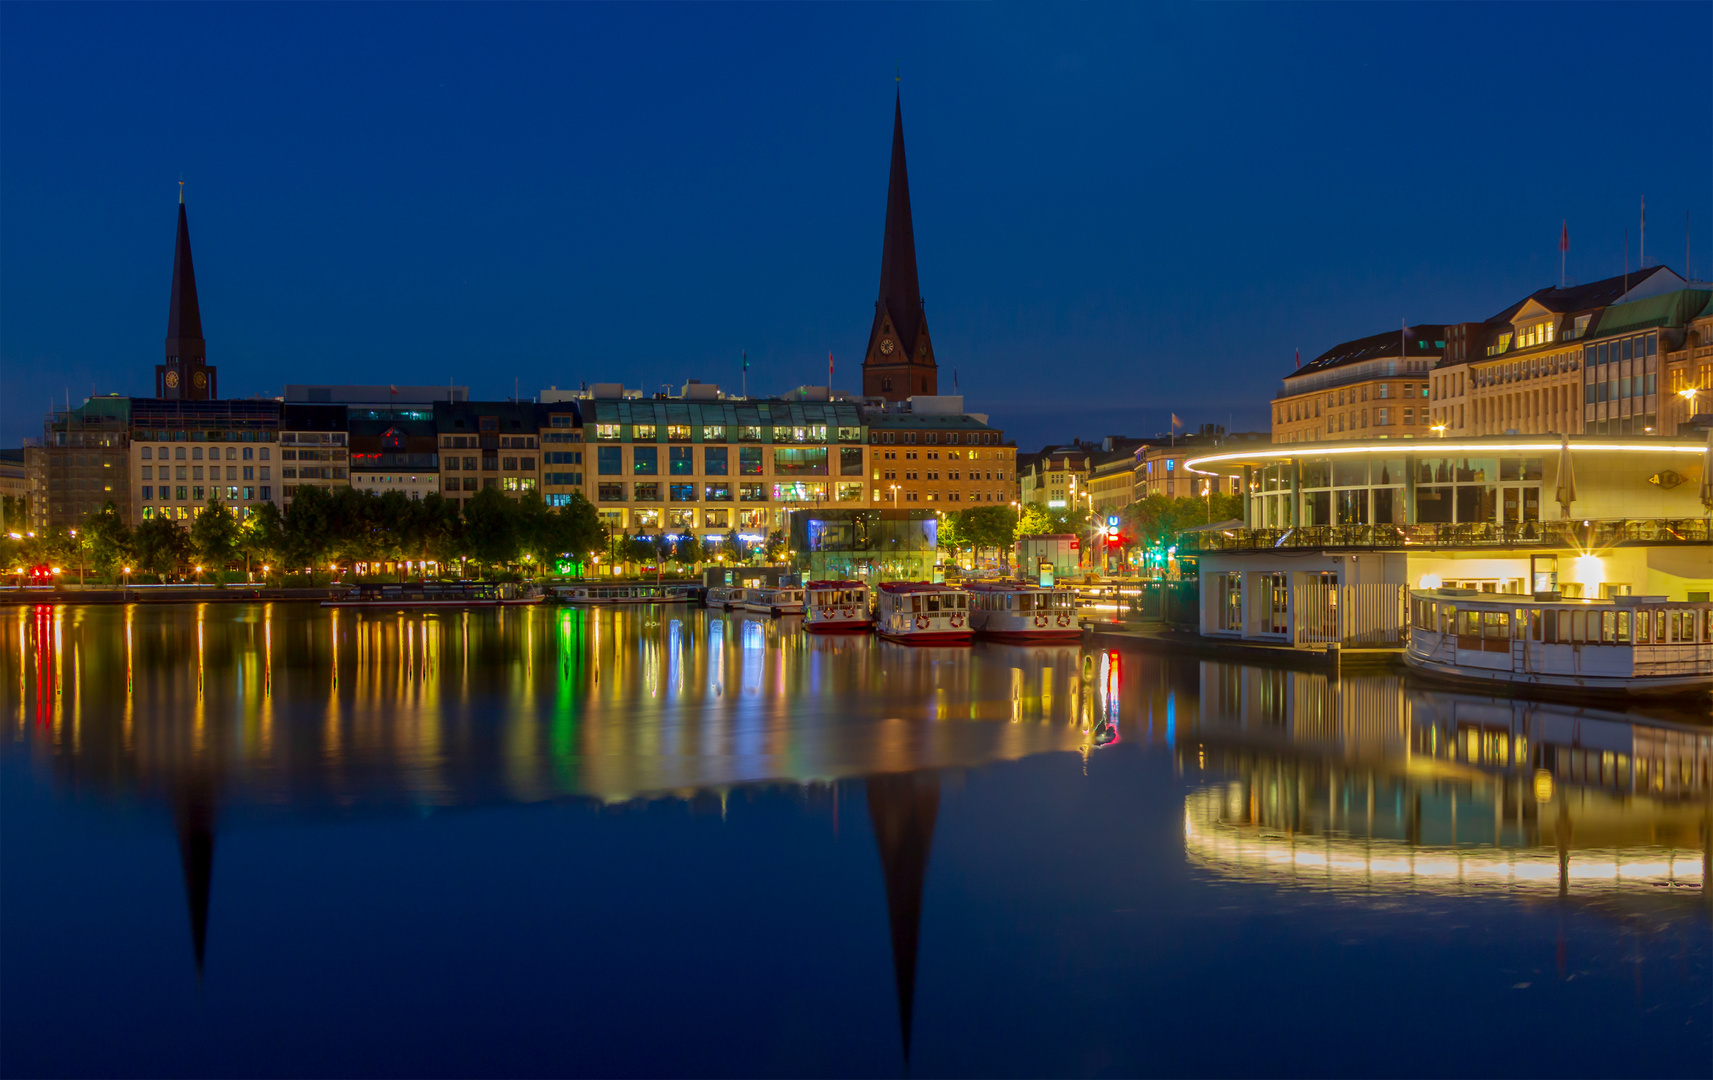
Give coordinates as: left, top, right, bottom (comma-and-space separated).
916, 614, 930, 630
1058, 614, 1071, 627
1034, 614, 1048, 627
822, 607, 835, 618
950, 613, 964, 628
841, 606, 854, 618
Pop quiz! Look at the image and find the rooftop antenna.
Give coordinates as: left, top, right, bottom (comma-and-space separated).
1639, 195, 1646, 267
1624, 227, 1629, 294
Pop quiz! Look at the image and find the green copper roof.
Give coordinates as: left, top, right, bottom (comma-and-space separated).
1587, 288, 1713, 341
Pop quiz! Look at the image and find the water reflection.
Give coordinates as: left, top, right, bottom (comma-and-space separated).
1180, 664, 1711, 901
2, 602, 1707, 1072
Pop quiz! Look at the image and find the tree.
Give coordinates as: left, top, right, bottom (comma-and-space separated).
957, 505, 1018, 568
415, 494, 464, 576
283, 484, 335, 570
239, 501, 285, 577
132, 517, 190, 577
82, 502, 132, 578
190, 500, 242, 574
463, 487, 520, 571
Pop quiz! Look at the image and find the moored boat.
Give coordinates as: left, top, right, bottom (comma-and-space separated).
321, 581, 543, 608
705, 585, 742, 609
803, 580, 873, 634
1405, 588, 1713, 696
551, 583, 687, 605
967, 582, 1080, 641
875, 582, 973, 644
743, 586, 805, 616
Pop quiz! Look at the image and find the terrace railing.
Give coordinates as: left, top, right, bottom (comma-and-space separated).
1187, 518, 1711, 553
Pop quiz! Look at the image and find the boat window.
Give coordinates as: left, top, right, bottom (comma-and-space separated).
1601, 611, 1617, 645
1529, 609, 1542, 640
1018, 594, 1034, 614
1482, 610, 1507, 639
1615, 611, 1630, 644
1512, 609, 1525, 639
1636, 610, 1652, 643
1571, 610, 1587, 643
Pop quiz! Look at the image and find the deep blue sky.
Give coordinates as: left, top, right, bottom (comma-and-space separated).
3, 3, 1708, 452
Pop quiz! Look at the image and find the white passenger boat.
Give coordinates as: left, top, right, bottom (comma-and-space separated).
322, 581, 542, 608
1405, 588, 1713, 696
875, 582, 973, 645
552, 583, 690, 605
803, 580, 873, 634
967, 582, 1080, 642
705, 585, 742, 609
742, 586, 804, 616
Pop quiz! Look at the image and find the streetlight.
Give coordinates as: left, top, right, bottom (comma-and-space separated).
121, 565, 130, 599
1431, 424, 1447, 438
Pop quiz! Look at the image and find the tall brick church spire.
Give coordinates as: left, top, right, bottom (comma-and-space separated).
862, 92, 936, 401
156, 184, 216, 400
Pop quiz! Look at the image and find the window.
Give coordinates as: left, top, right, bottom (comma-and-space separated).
598, 482, 626, 501
192, 486, 205, 501
703, 483, 731, 501
840, 446, 864, 476
772, 481, 828, 502
667, 425, 690, 442
703, 447, 728, 475
703, 424, 727, 442
633, 509, 660, 529
520, 457, 535, 471
482, 453, 499, 471
739, 482, 767, 501
703, 509, 729, 528
836, 482, 863, 501
502, 477, 521, 491
738, 425, 763, 442
545, 472, 583, 486
480, 416, 498, 433
545, 451, 582, 465
668, 483, 697, 502
633, 447, 659, 475
259, 486, 271, 501
670, 446, 695, 475
141, 485, 153, 500
176, 486, 188, 501
774, 447, 828, 475
598, 447, 623, 475
838, 426, 862, 442
634, 424, 657, 441
738, 446, 763, 475
633, 482, 660, 501
596, 424, 620, 441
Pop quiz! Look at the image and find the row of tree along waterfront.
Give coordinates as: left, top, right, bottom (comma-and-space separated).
3, 487, 1245, 585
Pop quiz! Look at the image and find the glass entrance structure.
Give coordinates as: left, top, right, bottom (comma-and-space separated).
787, 509, 939, 583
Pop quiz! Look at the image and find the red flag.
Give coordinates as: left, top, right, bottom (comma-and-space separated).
1294, 347, 1300, 369
828, 350, 833, 385
1559, 220, 1569, 253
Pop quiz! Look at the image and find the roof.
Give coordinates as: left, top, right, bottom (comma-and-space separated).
1286, 325, 1446, 380
1584, 288, 1713, 341
878, 581, 961, 593
584, 398, 863, 428
279, 403, 350, 431
130, 397, 277, 424
164, 197, 204, 355
875, 92, 926, 362
434, 401, 549, 432
805, 580, 868, 589
1487, 266, 1676, 323
865, 412, 996, 431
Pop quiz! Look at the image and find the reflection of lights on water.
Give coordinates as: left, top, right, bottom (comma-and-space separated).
1182, 787, 1703, 894
1533, 770, 1555, 802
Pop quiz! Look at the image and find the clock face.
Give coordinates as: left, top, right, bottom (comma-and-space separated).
164, 370, 179, 388
193, 371, 207, 388
879, 339, 895, 355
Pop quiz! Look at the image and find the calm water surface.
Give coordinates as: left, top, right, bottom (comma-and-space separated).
2, 602, 1709, 1078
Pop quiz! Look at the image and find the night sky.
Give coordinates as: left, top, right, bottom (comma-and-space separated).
3, 2, 1708, 452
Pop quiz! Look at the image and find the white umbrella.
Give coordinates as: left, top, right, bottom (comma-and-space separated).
1554, 436, 1576, 516
1700, 427, 1713, 514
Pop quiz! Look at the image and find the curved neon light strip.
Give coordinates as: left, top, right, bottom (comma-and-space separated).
1185, 440, 1708, 473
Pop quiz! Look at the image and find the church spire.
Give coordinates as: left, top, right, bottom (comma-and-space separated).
862, 92, 937, 401
158, 187, 215, 399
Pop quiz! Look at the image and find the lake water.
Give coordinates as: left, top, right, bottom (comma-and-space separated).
2, 602, 1709, 1078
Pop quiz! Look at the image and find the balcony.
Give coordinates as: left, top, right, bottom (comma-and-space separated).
1186, 518, 1710, 553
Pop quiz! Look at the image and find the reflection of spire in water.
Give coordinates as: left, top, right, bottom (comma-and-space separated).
866, 770, 940, 1065
175, 787, 215, 979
